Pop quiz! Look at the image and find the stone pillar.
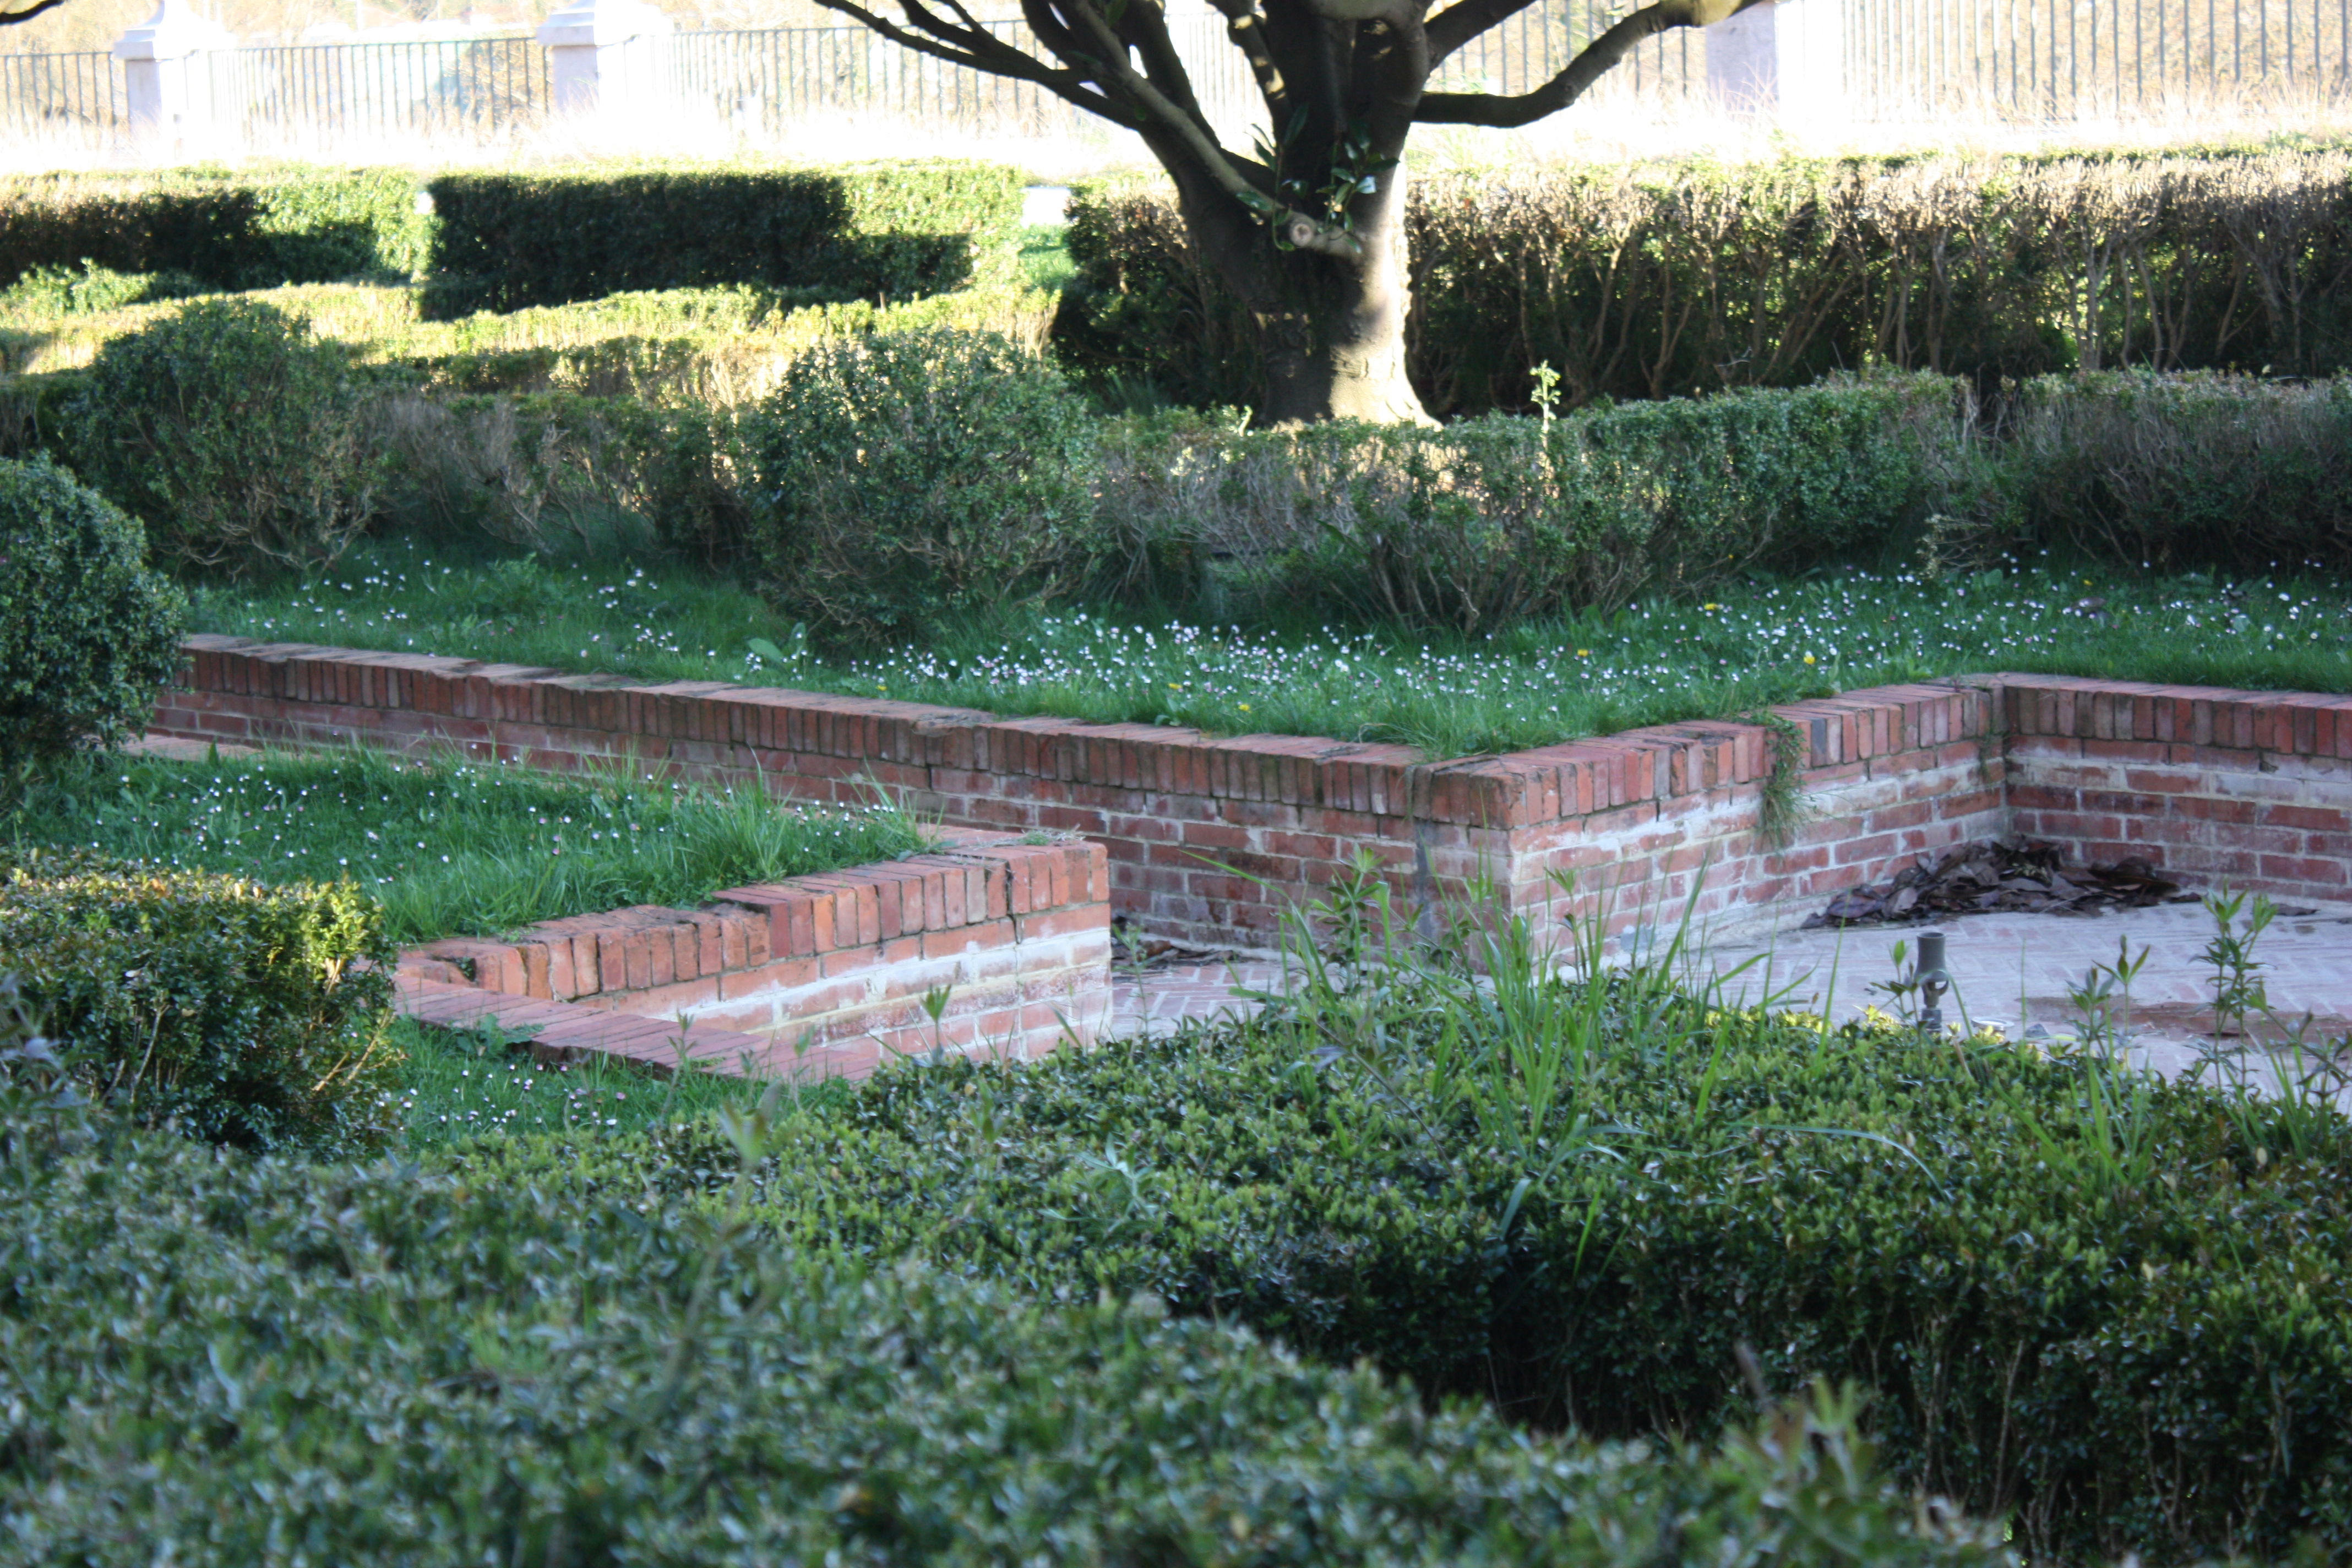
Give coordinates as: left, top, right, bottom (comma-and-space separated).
536, 0, 674, 123
112, 0, 235, 158
1706, 0, 1845, 123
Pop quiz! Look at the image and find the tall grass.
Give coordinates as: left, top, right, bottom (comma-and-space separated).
8, 745, 923, 944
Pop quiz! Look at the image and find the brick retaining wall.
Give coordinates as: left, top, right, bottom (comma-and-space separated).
154, 638, 2352, 946
399, 828, 1110, 1079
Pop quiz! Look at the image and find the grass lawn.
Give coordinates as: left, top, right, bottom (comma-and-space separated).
390, 1015, 843, 1153
190, 536, 2352, 759
8, 747, 923, 945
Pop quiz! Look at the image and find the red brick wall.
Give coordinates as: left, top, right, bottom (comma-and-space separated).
399, 829, 1110, 1078
1996, 676, 2352, 904
155, 639, 2351, 946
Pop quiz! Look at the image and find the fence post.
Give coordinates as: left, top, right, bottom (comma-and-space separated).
1706, 0, 1848, 121
112, 0, 235, 157
537, 0, 673, 123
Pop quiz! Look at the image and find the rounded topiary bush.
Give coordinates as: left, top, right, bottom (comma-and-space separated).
64, 297, 376, 576
0, 455, 186, 788
747, 328, 1099, 644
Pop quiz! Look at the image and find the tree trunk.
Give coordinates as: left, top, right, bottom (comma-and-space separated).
1178, 159, 1434, 427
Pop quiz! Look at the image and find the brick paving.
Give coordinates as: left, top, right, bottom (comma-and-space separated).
1696, 898, 2352, 1089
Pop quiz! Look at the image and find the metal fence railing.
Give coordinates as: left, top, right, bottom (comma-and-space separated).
210, 35, 547, 146
0, 48, 127, 148
1843, 0, 2352, 117
0, 1, 2348, 156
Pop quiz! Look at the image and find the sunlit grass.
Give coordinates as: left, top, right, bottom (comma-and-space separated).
9, 745, 923, 944
187, 537, 2352, 760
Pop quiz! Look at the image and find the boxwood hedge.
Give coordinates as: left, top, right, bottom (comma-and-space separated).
0, 166, 432, 291
420, 160, 1026, 318
0, 1099, 2005, 1566
0, 847, 396, 1155
460, 966, 2352, 1565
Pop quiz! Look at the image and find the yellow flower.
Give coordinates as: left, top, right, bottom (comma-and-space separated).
1237, 703, 1251, 712
1576, 649, 1590, 658
1702, 602, 1719, 611
1803, 654, 1816, 666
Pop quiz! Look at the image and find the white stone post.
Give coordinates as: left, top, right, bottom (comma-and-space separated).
1706, 0, 1846, 124
536, 0, 674, 124
113, 0, 235, 159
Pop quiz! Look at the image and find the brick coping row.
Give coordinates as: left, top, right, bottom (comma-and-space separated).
170, 635, 2352, 830
399, 825, 1099, 1004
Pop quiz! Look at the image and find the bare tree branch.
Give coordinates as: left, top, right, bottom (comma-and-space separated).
1050, 0, 1363, 253
1201, 0, 1291, 127
1423, 0, 1540, 66
1415, 0, 1763, 126
1117, 0, 1210, 129
0, 0, 72, 24
812, 0, 1133, 122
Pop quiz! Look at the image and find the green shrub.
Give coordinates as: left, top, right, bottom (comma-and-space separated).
0, 1107, 2006, 1565
0, 259, 202, 315
747, 328, 1099, 643
64, 297, 377, 575
0, 457, 186, 788
421, 161, 1026, 318
480, 914, 2352, 1564
1097, 378, 1967, 629
1058, 147, 2352, 416
0, 166, 432, 291
0, 847, 396, 1155
371, 388, 749, 565
1984, 371, 2352, 571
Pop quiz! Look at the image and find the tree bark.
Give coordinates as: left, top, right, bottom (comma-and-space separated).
1177, 158, 1433, 427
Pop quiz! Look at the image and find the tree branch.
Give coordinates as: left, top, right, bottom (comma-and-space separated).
1055, 0, 1362, 256
0, 0, 71, 24
1424, 0, 1540, 66
1414, 0, 1763, 126
812, 0, 1133, 122
1201, 0, 1291, 127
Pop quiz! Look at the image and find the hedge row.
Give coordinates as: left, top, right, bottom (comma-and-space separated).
0, 166, 431, 292
0, 847, 396, 1155
0, 160, 1026, 315
418, 160, 1028, 317
1055, 144, 2352, 415
462, 955, 2352, 1565
0, 1093, 2006, 1564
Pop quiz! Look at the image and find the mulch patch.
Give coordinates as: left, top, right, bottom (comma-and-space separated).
1804, 838, 2203, 928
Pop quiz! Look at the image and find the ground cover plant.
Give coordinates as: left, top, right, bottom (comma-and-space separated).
0, 1051, 2010, 1565
186, 536, 2352, 759
461, 885, 2352, 1565
7, 746, 923, 945
391, 1015, 804, 1153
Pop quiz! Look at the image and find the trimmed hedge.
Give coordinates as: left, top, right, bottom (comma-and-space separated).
1095, 375, 1968, 629
1055, 145, 2352, 416
0, 847, 396, 1155
0, 166, 431, 291
467, 971, 2352, 1565
0, 1104, 2006, 1565
421, 160, 1027, 318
